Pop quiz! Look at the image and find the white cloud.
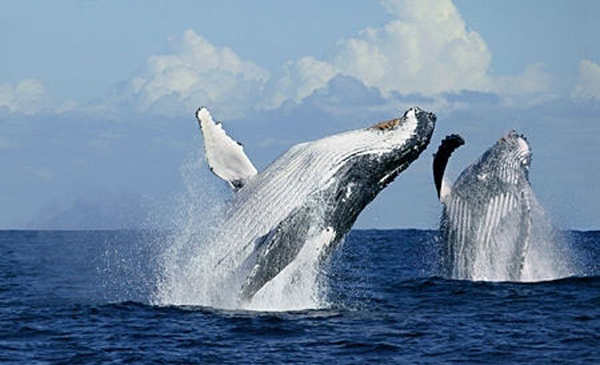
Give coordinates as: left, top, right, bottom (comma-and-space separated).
488, 63, 555, 107
262, 56, 338, 110
125, 29, 271, 118
73, 0, 556, 117
571, 59, 600, 101
336, 0, 491, 95
265, 0, 551, 109
0, 79, 45, 114
492, 63, 552, 95
94, 0, 555, 115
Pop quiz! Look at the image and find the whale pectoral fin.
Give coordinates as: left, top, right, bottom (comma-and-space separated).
196, 107, 258, 190
239, 206, 313, 301
433, 134, 465, 201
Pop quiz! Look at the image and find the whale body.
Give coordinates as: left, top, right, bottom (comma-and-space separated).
196, 107, 436, 304
433, 131, 536, 281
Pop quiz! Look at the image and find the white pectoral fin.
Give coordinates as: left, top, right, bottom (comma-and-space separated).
196, 107, 258, 190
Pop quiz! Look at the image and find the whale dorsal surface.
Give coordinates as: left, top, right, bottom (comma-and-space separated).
196, 107, 258, 190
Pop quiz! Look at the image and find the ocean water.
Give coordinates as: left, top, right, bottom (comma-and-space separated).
1, 229, 599, 363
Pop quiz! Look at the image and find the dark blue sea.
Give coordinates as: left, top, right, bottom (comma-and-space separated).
1, 230, 598, 363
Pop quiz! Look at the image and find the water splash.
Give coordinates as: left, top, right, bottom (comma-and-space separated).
520, 194, 574, 281
152, 151, 331, 311
442, 186, 575, 282
245, 228, 335, 311
152, 151, 230, 307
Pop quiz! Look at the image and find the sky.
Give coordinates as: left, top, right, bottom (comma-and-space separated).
1, 0, 599, 230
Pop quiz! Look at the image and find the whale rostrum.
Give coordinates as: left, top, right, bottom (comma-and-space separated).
196, 107, 436, 303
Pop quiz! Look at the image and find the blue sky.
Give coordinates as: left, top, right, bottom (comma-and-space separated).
1, 0, 599, 229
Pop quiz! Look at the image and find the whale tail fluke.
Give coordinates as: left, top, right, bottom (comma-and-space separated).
433, 134, 465, 200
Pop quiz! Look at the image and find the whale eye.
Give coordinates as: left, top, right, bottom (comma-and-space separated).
370, 118, 401, 131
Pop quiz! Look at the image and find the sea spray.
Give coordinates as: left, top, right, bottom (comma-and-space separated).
520, 194, 575, 281
440, 184, 575, 282
153, 151, 330, 310
153, 151, 231, 307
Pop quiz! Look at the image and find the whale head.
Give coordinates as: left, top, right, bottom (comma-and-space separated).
366, 107, 437, 187
497, 130, 532, 169
462, 130, 532, 188
493, 130, 532, 180
300, 106, 436, 237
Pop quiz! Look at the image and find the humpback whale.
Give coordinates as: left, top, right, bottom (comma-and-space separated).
433, 131, 536, 281
196, 106, 436, 304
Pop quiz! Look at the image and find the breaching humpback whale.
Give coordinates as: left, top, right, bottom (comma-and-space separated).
433, 131, 535, 281
196, 106, 436, 303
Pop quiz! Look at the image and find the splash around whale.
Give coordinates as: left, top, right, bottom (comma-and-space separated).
155, 106, 436, 311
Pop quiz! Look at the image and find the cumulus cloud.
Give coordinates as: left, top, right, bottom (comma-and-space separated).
0, 79, 45, 114
571, 59, 600, 101
492, 63, 552, 95
262, 56, 338, 110
76, 0, 556, 116
265, 0, 551, 109
13, 0, 555, 118
336, 0, 491, 95
124, 29, 270, 118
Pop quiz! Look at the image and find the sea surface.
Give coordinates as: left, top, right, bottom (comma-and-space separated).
1, 229, 599, 363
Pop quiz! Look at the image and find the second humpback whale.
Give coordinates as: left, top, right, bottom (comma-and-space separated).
195, 106, 436, 304
433, 131, 537, 281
